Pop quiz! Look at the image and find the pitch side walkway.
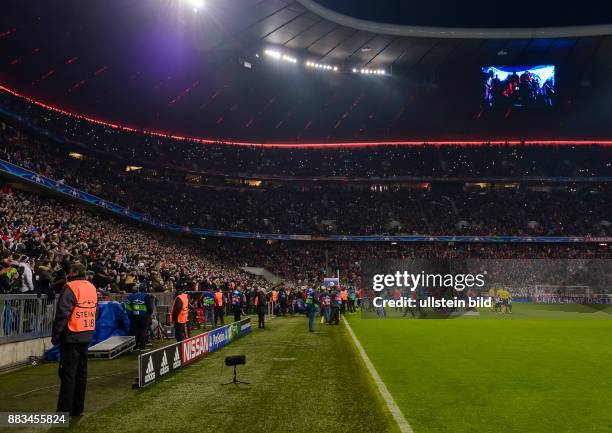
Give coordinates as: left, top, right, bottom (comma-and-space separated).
0, 315, 398, 433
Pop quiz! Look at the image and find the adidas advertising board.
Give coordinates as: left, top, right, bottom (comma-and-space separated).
159, 351, 170, 376
137, 318, 252, 387
139, 343, 181, 386
144, 356, 155, 384
172, 346, 181, 369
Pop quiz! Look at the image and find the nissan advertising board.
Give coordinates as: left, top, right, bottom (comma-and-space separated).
138, 317, 252, 387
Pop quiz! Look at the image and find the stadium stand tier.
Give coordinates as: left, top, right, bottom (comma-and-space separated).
0, 119, 610, 237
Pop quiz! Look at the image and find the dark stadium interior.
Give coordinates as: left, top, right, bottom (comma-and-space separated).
2, 0, 612, 142
0, 2, 611, 431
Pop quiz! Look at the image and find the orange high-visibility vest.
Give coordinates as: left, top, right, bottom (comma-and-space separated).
271, 290, 278, 302
214, 292, 224, 307
340, 290, 348, 301
170, 293, 189, 324
66, 280, 98, 333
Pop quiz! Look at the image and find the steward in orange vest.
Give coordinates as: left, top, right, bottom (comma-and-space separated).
51, 263, 98, 417
340, 288, 348, 314
170, 288, 190, 342
214, 288, 225, 327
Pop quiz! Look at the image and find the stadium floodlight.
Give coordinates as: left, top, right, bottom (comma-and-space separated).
353, 67, 387, 76
263, 49, 297, 65
306, 61, 339, 72
190, 0, 204, 12
264, 49, 281, 59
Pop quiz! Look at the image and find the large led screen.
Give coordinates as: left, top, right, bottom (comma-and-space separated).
482, 65, 555, 108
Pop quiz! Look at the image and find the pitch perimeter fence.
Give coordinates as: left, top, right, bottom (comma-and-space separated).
0, 292, 275, 345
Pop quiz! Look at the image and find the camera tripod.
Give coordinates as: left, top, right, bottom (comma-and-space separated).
151, 312, 167, 342
221, 365, 250, 386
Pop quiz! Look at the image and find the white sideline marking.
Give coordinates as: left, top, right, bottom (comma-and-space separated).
14, 371, 130, 397
342, 316, 413, 433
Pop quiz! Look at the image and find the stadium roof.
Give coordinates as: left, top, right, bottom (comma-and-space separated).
300, 0, 612, 39
2, 0, 612, 142
308, 0, 612, 36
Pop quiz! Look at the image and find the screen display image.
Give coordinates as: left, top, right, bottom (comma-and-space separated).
481, 65, 555, 108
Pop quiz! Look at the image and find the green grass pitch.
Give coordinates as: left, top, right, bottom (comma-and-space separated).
0, 316, 398, 433
347, 303, 612, 433
1, 304, 611, 432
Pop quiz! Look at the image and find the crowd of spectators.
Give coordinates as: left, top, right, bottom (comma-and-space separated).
204, 239, 611, 286
0, 90, 610, 293
1, 126, 610, 237
1, 89, 611, 179
0, 187, 270, 296
0, 186, 609, 296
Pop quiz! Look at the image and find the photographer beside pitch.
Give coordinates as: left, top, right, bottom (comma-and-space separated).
51, 263, 98, 417
305, 286, 320, 333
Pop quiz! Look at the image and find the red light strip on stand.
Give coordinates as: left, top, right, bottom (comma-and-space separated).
2, 85, 612, 149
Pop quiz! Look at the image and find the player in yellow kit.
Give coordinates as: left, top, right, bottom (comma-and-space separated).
498, 288, 512, 313
488, 287, 497, 312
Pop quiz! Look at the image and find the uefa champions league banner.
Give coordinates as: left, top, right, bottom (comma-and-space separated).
138, 318, 252, 387
1, 157, 611, 244
238, 317, 252, 336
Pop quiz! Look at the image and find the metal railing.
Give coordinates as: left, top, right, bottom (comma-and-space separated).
0, 292, 178, 345
268, 301, 275, 317
0, 291, 281, 344
0, 294, 57, 344
106, 292, 175, 308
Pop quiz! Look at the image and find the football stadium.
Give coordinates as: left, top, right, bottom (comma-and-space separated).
0, 1, 611, 432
